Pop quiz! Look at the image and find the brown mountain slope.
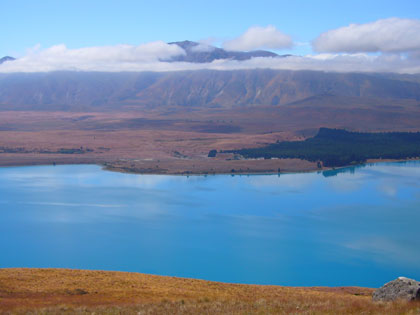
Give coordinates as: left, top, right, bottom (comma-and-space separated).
1, 70, 420, 111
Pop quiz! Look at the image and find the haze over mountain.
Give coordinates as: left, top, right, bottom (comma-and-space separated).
166, 40, 285, 63
0, 69, 419, 111
0, 41, 284, 68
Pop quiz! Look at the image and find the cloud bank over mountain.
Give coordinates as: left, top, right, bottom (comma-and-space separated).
0, 41, 185, 72
2, 19, 420, 74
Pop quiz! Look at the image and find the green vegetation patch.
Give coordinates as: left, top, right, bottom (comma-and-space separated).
229, 128, 420, 167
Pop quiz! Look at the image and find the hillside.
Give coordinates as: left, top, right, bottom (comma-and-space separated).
1, 68, 420, 173
0, 70, 420, 110
2, 268, 420, 314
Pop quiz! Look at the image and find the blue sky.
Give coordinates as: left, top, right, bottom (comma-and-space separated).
2, 0, 420, 74
3, 0, 420, 57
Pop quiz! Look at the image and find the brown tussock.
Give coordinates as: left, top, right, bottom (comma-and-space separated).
1, 268, 420, 314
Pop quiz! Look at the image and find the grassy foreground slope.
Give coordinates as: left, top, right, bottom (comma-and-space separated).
1, 269, 420, 314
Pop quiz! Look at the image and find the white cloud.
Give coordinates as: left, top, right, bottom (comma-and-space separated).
313, 18, 420, 53
0, 41, 185, 72
198, 53, 420, 74
2, 39, 420, 74
223, 25, 293, 51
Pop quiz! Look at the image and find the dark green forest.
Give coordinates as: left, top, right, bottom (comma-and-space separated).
229, 128, 420, 167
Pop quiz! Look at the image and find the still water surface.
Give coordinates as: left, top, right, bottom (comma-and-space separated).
1, 162, 420, 287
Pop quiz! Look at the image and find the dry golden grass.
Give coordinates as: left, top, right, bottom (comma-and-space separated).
1, 268, 420, 314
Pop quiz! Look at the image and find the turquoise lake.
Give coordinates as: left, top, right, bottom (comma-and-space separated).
1, 162, 419, 287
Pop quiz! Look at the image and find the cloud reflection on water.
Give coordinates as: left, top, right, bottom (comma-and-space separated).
1, 161, 420, 286
344, 236, 420, 268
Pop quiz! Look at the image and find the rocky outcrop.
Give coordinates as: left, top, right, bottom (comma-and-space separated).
373, 277, 420, 301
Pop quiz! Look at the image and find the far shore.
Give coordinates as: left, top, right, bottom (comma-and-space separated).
103, 157, 420, 176
0, 155, 418, 176
0, 110, 419, 178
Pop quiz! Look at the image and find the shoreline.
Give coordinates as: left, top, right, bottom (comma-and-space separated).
0, 156, 418, 176
103, 158, 420, 176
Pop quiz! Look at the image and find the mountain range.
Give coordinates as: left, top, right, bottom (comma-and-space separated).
1, 41, 420, 112
0, 69, 419, 111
